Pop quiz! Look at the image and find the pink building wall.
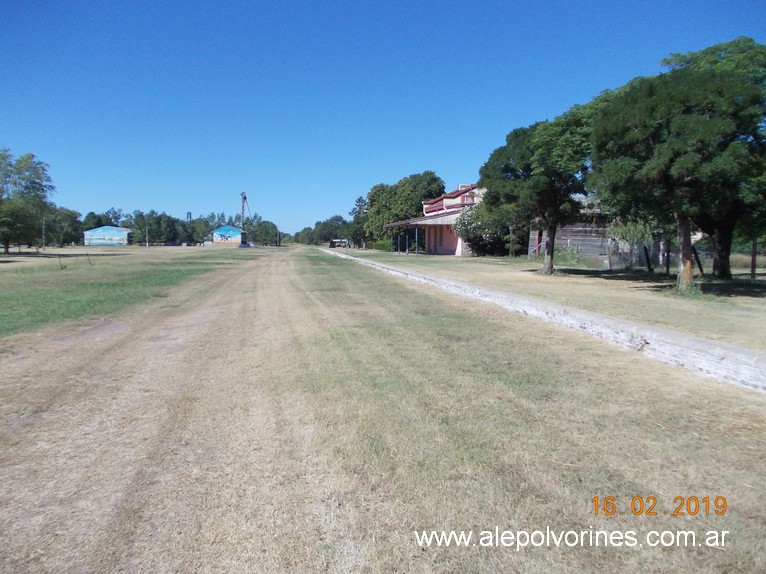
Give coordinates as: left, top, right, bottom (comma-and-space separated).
426, 225, 460, 255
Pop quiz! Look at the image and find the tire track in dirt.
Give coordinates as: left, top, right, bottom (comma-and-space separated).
7, 248, 762, 573
0, 249, 369, 572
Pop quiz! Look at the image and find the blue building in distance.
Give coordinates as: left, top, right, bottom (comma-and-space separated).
212, 225, 244, 244
83, 226, 133, 246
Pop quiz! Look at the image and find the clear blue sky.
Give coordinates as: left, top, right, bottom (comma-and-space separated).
2, 1, 764, 233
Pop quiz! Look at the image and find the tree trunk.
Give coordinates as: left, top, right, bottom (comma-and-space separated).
664, 235, 671, 276
643, 244, 653, 273
711, 223, 734, 280
693, 214, 734, 280
543, 225, 556, 275
675, 212, 695, 292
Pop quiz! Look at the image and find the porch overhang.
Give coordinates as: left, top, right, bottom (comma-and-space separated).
383, 210, 461, 228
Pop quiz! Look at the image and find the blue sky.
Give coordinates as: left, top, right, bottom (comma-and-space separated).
2, 1, 764, 233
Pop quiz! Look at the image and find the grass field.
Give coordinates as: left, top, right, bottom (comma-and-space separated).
0, 246, 257, 337
1, 245, 764, 572
346, 249, 766, 353
280, 249, 765, 572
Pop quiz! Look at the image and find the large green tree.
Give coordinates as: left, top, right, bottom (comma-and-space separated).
392, 171, 445, 220
294, 226, 316, 244
662, 36, 766, 86
82, 212, 104, 230
591, 67, 765, 290
479, 125, 538, 255
347, 196, 369, 248
315, 215, 348, 243
364, 171, 444, 240
349, 195, 367, 219
660, 36, 766, 278
189, 217, 213, 244
0, 149, 56, 253
479, 103, 596, 274
363, 183, 395, 240
47, 207, 82, 246
252, 220, 279, 245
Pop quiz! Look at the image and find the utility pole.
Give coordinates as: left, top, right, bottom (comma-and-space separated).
240, 192, 251, 247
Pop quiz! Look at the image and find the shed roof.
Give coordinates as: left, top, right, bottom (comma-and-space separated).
83, 226, 132, 235
212, 225, 244, 234
384, 210, 462, 228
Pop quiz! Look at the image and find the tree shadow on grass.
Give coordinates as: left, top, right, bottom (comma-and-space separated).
548, 267, 766, 298
555, 267, 663, 282
699, 275, 766, 298
1, 252, 133, 267
22, 252, 132, 260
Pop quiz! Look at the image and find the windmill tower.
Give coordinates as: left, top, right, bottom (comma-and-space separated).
239, 191, 251, 247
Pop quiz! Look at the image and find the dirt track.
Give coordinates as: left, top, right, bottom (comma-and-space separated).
0, 249, 371, 572
3, 247, 765, 573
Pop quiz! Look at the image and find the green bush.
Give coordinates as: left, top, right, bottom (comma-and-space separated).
370, 239, 392, 251
553, 246, 603, 269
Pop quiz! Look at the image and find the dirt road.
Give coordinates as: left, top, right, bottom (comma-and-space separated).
0, 249, 375, 572
3, 247, 765, 573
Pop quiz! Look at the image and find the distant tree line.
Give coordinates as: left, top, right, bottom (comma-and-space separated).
82, 208, 282, 246
0, 149, 284, 252
294, 171, 445, 247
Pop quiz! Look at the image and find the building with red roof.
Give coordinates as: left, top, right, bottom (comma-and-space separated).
384, 183, 484, 255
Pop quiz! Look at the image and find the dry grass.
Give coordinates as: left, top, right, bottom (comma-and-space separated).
347, 249, 766, 353
1, 246, 763, 573
0, 245, 261, 336
264, 249, 766, 572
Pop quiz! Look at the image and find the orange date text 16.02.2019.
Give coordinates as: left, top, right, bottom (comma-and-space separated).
592, 496, 727, 517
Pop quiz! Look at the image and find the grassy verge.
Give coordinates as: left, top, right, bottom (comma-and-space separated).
0, 246, 260, 337
342, 249, 766, 352
274, 249, 766, 572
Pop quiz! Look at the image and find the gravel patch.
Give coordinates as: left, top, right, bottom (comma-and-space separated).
325, 249, 766, 394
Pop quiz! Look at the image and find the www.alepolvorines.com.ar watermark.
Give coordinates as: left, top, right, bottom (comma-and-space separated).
414, 526, 730, 550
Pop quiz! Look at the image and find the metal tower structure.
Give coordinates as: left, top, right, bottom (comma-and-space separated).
239, 191, 252, 247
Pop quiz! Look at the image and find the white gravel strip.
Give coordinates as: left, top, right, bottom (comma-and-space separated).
324, 249, 766, 394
